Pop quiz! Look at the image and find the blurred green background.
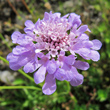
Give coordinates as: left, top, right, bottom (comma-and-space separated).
0, 0, 110, 110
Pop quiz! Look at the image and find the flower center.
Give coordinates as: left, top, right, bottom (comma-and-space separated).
34, 20, 70, 57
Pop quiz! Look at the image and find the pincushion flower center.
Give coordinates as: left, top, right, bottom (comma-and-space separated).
37, 21, 70, 57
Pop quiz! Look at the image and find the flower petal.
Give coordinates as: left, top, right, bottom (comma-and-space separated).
69, 13, 81, 27
12, 46, 29, 55
76, 25, 88, 36
91, 39, 102, 50
77, 48, 90, 56
83, 41, 93, 48
7, 53, 21, 70
79, 34, 89, 41
7, 53, 18, 63
25, 20, 34, 28
89, 50, 100, 61
34, 66, 46, 84
11, 31, 21, 43
23, 60, 41, 73
64, 55, 76, 65
7, 52, 30, 70
9, 62, 22, 70
70, 73, 84, 86
73, 60, 89, 70
44, 12, 50, 20
53, 12, 61, 18
70, 67, 84, 86
42, 74, 56, 95
69, 32, 76, 40
65, 70, 74, 81
47, 61, 56, 74
55, 68, 66, 81
72, 42, 83, 50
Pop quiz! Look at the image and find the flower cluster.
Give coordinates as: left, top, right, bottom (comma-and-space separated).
7, 11, 102, 95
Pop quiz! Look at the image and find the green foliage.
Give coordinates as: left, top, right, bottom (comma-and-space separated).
96, 89, 108, 102
12, 78, 26, 85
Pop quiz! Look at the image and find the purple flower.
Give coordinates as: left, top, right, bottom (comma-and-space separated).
7, 11, 102, 95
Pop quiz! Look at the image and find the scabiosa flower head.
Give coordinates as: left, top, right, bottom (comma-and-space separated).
7, 11, 102, 95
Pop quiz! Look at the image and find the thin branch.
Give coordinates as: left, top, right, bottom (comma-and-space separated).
7, 0, 19, 16
21, 0, 31, 14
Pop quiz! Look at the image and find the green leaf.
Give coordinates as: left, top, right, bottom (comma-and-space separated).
22, 100, 29, 107
12, 79, 25, 85
33, 41, 37, 44
0, 101, 14, 106
94, 5, 101, 11
97, 23, 107, 32
97, 89, 108, 102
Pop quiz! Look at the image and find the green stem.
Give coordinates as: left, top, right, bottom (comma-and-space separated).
0, 56, 9, 64
0, 56, 34, 83
0, 86, 41, 90
18, 69, 34, 82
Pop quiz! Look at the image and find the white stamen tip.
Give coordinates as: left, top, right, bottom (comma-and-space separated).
35, 49, 41, 53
